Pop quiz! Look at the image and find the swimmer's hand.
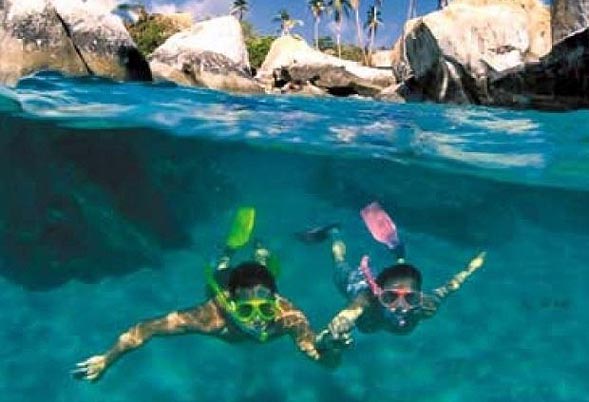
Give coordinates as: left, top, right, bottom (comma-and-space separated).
71, 355, 107, 381
298, 339, 320, 360
328, 314, 355, 341
316, 329, 353, 350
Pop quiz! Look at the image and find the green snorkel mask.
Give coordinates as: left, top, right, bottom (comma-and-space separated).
205, 265, 280, 342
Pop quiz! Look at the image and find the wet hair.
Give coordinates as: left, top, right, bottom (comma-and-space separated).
376, 263, 422, 289
228, 262, 277, 295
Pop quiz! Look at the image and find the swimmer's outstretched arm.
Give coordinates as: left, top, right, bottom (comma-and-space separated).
73, 300, 226, 381
327, 293, 371, 338
429, 251, 487, 310
275, 296, 322, 362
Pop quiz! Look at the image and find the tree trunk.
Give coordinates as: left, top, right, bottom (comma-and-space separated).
337, 22, 342, 58
406, 0, 413, 21
314, 17, 320, 49
354, 9, 367, 64
369, 28, 375, 66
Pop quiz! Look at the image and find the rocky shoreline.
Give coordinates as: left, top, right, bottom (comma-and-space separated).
1, 0, 588, 110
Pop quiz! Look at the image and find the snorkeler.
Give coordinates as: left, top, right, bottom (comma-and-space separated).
73, 208, 334, 381
302, 202, 486, 342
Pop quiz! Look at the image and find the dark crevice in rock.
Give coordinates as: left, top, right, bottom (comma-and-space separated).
119, 46, 153, 81
326, 86, 359, 97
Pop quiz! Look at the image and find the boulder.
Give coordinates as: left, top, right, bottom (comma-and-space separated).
149, 15, 263, 93
0, 0, 88, 85
395, 0, 550, 103
552, 0, 589, 44
256, 36, 395, 96
0, 113, 237, 289
375, 83, 408, 103
0, 0, 150, 86
370, 50, 394, 68
151, 12, 193, 31
272, 64, 392, 97
52, 0, 151, 81
150, 51, 264, 93
486, 27, 589, 110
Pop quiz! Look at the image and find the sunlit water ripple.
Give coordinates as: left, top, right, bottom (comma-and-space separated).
4, 71, 589, 191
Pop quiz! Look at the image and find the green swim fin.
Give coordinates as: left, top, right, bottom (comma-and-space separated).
226, 207, 256, 250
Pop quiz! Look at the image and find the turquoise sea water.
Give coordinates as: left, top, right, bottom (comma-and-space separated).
1, 71, 588, 402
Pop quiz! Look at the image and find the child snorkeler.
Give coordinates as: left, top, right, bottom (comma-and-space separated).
73, 208, 339, 381
302, 202, 486, 342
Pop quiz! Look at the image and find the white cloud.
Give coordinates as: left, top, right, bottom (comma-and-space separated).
145, 0, 232, 19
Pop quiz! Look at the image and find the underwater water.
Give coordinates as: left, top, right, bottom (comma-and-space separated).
1, 71, 588, 402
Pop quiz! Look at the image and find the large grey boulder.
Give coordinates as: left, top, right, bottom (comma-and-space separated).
0, 0, 150, 85
52, 0, 151, 81
396, 0, 551, 103
150, 50, 264, 93
257, 36, 395, 96
486, 27, 589, 110
149, 15, 262, 93
0, 1, 87, 85
552, 0, 589, 44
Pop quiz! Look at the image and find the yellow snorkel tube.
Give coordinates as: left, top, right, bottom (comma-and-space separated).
205, 265, 270, 342
205, 206, 271, 342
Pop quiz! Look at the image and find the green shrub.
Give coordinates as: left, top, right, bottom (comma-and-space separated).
240, 21, 276, 71
246, 35, 276, 70
318, 35, 364, 63
127, 16, 182, 56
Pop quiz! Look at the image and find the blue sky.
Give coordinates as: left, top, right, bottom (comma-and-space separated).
138, 0, 441, 47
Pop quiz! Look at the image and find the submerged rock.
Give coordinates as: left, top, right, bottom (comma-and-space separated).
0, 87, 22, 112
0, 116, 236, 290
0, 0, 151, 86
149, 15, 263, 93
257, 36, 395, 97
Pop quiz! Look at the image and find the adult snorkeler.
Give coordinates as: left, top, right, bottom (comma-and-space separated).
73, 208, 337, 381
300, 202, 486, 342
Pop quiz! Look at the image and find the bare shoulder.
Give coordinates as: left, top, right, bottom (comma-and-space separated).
173, 299, 227, 332
275, 295, 308, 325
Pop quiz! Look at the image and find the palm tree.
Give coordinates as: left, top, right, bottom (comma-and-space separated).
308, 0, 326, 50
273, 9, 303, 36
365, 4, 383, 65
400, 0, 417, 63
327, 0, 352, 58
230, 0, 248, 21
349, 0, 367, 63
406, 0, 417, 21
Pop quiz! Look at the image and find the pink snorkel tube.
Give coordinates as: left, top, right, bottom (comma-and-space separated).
359, 255, 408, 326
359, 255, 382, 296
